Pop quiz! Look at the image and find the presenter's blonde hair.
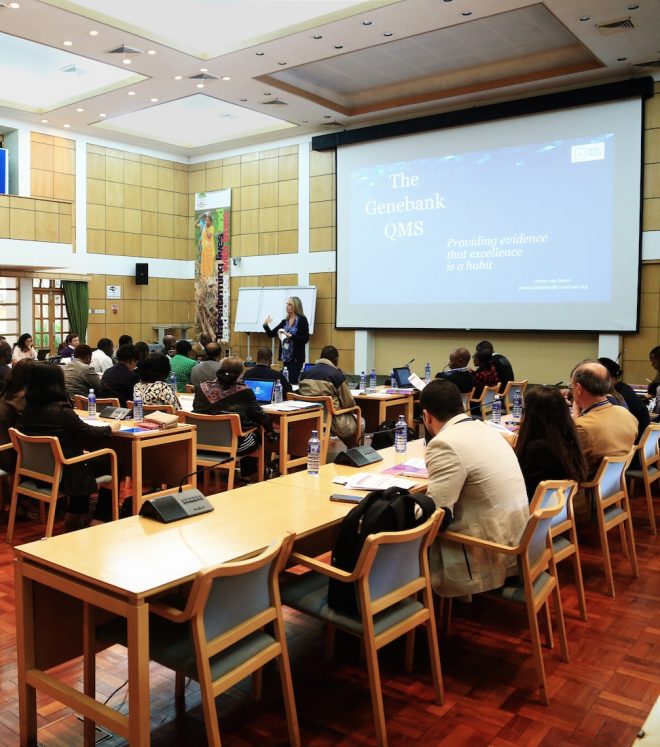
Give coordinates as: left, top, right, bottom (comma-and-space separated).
289, 296, 305, 317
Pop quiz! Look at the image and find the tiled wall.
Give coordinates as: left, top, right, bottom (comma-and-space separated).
0, 194, 73, 244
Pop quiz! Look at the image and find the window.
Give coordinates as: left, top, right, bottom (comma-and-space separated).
0, 277, 19, 338
33, 278, 69, 352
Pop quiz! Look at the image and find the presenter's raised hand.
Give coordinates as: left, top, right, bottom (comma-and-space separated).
264, 315, 273, 325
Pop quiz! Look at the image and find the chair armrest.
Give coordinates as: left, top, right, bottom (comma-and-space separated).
442, 529, 520, 555
289, 552, 357, 582
580, 477, 598, 489
334, 405, 360, 417
0, 442, 13, 452
149, 599, 190, 622
63, 447, 117, 469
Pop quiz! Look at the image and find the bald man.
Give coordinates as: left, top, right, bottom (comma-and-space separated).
570, 360, 637, 478
435, 347, 475, 393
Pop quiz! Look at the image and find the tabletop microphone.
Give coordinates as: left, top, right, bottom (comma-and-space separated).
178, 461, 228, 492
404, 358, 415, 367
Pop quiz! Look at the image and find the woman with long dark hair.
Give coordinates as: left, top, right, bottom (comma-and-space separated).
12, 333, 37, 362
0, 359, 33, 471
19, 363, 120, 530
133, 352, 181, 408
514, 385, 587, 500
263, 296, 309, 384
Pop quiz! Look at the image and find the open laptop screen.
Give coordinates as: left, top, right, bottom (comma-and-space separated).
392, 366, 411, 388
244, 379, 275, 404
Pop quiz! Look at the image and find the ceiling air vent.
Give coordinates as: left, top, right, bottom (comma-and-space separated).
595, 17, 635, 34
188, 73, 218, 80
107, 44, 143, 54
59, 64, 85, 74
633, 59, 660, 71
262, 98, 287, 105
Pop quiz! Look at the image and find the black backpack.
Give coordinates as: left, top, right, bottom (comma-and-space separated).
370, 420, 417, 450
327, 487, 436, 616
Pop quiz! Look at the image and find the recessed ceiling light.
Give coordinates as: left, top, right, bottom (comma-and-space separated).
147, 49, 156, 55
99, 113, 106, 117
40, 118, 48, 123
324, 115, 331, 118
128, 90, 136, 96
362, 20, 373, 26
617, 56, 628, 61
383, 32, 393, 37
579, 15, 590, 21
196, 83, 204, 88
312, 34, 323, 39
240, 98, 247, 102
334, 44, 344, 49
222, 75, 231, 80
628, 4, 639, 9
461, 10, 472, 16
278, 61, 287, 66
150, 97, 158, 102
8, 2, 20, 7
63, 123, 71, 128
200, 67, 208, 72
88, 30, 99, 36
263, 91, 271, 96
122, 58, 132, 65
63, 40, 73, 46
256, 51, 265, 56
75, 107, 84, 112
174, 75, 183, 80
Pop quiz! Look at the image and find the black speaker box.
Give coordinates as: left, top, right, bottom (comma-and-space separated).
135, 262, 149, 285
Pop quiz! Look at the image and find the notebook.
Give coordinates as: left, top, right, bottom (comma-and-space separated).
392, 366, 412, 388
245, 379, 275, 403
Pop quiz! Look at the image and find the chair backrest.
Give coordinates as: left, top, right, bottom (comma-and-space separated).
181, 533, 294, 653
592, 453, 633, 505
353, 510, 443, 614
73, 395, 120, 410
127, 401, 176, 415
516, 489, 565, 581
8, 428, 64, 485
178, 411, 239, 453
503, 380, 528, 407
288, 393, 333, 429
461, 389, 475, 412
638, 423, 660, 470
529, 479, 577, 535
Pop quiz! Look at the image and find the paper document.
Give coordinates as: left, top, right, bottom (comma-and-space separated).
340, 472, 418, 491
265, 401, 321, 412
407, 372, 426, 391
381, 458, 429, 479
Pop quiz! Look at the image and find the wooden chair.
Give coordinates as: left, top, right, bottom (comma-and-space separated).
443, 489, 569, 705
469, 384, 500, 420
177, 411, 264, 491
0, 442, 14, 519
580, 452, 639, 597
6, 428, 119, 543
96, 533, 300, 747
72, 394, 120, 411
461, 388, 475, 413
126, 400, 177, 415
281, 510, 444, 747
501, 380, 528, 415
530, 479, 587, 620
286, 392, 362, 460
626, 422, 660, 535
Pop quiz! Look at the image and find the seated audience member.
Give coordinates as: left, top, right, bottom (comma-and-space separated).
0, 340, 12, 390
242, 346, 292, 397
420, 379, 529, 597
190, 342, 223, 386
133, 353, 181, 409
170, 339, 198, 392
298, 345, 358, 446
435, 347, 475, 392
192, 356, 273, 457
102, 344, 139, 407
133, 341, 150, 378
118, 334, 133, 347
58, 333, 79, 359
191, 333, 213, 360
63, 344, 106, 401
598, 357, 650, 446
90, 338, 114, 375
162, 334, 177, 358
13, 333, 38, 362
20, 363, 121, 530
476, 340, 514, 392
0, 359, 33, 472
647, 346, 660, 397
514, 386, 587, 499
472, 349, 499, 397
571, 360, 638, 478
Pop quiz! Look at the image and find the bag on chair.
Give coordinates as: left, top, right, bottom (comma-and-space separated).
370, 420, 416, 450
327, 486, 435, 615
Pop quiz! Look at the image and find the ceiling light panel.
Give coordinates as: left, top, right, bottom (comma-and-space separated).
0, 31, 145, 112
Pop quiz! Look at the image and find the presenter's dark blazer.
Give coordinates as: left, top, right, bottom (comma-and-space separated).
263, 315, 309, 363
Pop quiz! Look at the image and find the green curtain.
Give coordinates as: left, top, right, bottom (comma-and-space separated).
62, 280, 89, 344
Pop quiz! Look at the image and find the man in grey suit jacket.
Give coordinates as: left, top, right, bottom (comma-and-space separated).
419, 379, 529, 597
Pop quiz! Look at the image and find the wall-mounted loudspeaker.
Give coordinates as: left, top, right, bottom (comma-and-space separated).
135, 263, 149, 285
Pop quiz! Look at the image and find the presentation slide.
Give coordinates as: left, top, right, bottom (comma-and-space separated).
336, 98, 642, 332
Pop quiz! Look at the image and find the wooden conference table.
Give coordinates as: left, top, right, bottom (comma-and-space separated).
354, 389, 415, 431
14, 439, 429, 747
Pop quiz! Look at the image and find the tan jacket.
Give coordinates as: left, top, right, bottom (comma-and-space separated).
575, 401, 637, 478
298, 358, 357, 441
425, 414, 530, 597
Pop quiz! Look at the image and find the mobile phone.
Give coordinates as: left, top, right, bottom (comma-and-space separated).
329, 493, 364, 504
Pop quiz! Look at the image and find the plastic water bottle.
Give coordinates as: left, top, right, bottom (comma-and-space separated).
273, 379, 283, 404
169, 372, 177, 394
282, 366, 289, 382
390, 369, 395, 386
307, 430, 321, 475
425, 361, 431, 385
359, 371, 366, 393
370, 368, 377, 391
133, 387, 143, 421
512, 392, 523, 423
491, 396, 502, 424
394, 415, 407, 454
87, 389, 96, 418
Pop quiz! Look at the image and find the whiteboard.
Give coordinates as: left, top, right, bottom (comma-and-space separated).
234, 286, 316, 333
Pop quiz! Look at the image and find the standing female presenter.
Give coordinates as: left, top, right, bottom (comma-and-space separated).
263, 296, 309, 384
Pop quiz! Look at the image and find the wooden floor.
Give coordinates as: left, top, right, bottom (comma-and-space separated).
0, 493, 658, 747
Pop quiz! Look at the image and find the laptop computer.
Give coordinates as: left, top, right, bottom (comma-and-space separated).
37, 349, 51, 361
392, 366, 412, 388
303, 362, 314, 373
244, 379, 275, 404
